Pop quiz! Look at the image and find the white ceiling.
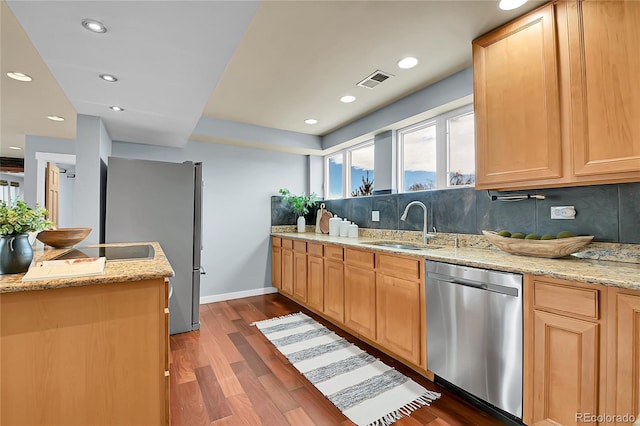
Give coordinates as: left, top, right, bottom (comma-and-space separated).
2, 0, 543, 158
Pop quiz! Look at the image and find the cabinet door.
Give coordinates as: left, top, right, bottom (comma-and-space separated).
307, 255, 324, 312
271, 246, 282, 289
608, 291, 640, 424
281, 248, 293, 296
531, 310, 599, 425
324, 259, 344, 323
473, 4, 562, 189
344, 265, 376, 340
568, 0, 640, 177
293, 251, 307, 302
376, 274, 421, 366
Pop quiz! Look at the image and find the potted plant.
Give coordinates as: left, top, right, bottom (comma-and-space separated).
0, 200, 53, 274
279, 188, 318, 233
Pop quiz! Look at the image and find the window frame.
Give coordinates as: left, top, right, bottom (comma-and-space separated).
324, 139, 374, 199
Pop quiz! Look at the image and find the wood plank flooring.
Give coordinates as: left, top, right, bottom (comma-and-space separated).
169, 293, 504, 426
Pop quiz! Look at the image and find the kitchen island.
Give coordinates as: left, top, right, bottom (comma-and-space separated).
0, 242, 174, 426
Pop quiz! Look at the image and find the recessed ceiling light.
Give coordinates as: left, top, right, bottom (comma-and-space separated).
9, 146, 22, 150
110, 106, 124, 112
304, 119, 318, 125
498, 0, 527, 10
47, 115, 65, 122
397, 57, 419, 69
99, 74, 118, 82
81, 18, 107, 33
340, 95, 356, 103
7, 72, 33, 82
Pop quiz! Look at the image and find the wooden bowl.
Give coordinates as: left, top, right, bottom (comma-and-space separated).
36, 228, 92, 248
482, 230, 594, 259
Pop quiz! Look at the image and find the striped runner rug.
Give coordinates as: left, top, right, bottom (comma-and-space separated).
253, 312, 441, 426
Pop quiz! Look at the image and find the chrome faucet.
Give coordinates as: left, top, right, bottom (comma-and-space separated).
400, 200, 431, 245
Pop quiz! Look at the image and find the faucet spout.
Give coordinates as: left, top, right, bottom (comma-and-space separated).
400, 201, 429, 245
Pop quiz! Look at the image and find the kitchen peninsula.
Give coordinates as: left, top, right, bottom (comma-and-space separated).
0, 242, 174, 426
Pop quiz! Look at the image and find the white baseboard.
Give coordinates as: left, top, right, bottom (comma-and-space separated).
200, 287, 278, 304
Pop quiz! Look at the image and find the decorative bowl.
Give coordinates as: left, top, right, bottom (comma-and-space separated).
482, 230, 594, 259
36, 228, 92, 248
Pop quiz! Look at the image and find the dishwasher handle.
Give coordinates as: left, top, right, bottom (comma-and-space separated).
428, 274, 519, 297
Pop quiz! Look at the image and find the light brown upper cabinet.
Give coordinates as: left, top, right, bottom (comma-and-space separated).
473, 0, 640, 190
473, 3, 562, 189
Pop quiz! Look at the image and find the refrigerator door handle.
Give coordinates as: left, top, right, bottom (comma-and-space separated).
199, 266, 206, 275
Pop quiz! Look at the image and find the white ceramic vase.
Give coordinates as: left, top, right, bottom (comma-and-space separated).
297, 215, 306, 233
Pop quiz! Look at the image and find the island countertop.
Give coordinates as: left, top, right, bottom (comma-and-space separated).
0, 241, 174, 294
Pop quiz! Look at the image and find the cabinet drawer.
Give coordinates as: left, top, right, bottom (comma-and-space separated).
377, 254, 421, 281
345, 248, 374, 269
533, 280, 600, 321
271, 237, 281, 247
293, 240, 307, 252
307, 242, 323, 257
324, 245, 344, 261
282, 239, 293, 250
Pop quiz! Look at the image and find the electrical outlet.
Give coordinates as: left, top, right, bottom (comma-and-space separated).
372, 211, 380, 222
551, 206, 576, 220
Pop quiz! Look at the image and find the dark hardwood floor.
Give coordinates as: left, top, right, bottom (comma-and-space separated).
169, 293, 504, 426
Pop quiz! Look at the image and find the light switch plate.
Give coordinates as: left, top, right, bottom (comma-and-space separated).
551, 206, 576, 220
372, 211, 380, 222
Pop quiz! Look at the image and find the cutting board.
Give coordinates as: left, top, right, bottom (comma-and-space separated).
319, 209, 333, 234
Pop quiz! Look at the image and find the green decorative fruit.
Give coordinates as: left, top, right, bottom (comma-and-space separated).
497, 230, 511, 237
511, 232, 526, 239
525, 234, 540, 240
540, 234, 557, 240
557, 231, 576, 239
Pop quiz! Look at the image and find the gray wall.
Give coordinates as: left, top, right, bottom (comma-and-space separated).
272, 183, 640, 244
56, 165, 75, 228
112, 139, 308, 299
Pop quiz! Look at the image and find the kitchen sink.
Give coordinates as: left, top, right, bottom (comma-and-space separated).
367, 241, 441, 250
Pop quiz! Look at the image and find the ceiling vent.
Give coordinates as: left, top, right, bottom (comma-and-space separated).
357, 70, 394, 89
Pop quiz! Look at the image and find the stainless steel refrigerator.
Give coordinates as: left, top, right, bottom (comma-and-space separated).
105, 157, 202, 335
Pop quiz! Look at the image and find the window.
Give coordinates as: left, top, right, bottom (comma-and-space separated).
398, 105, 474, 192
324, 140, 374, 199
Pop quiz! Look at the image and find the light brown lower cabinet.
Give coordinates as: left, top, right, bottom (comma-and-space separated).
1, 278, 170, 425
271, 237, 282, 290
344, 263, 377, 341
323, 250, 344, 323
307, 252, 324, 312
281, 243, 293, 296
293, 241, 307, 302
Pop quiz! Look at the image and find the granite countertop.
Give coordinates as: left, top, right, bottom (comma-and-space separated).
0, 241, 174, 294
272, 232, 640, 291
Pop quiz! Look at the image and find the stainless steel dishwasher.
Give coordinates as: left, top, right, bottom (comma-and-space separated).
426, 261, 523, 420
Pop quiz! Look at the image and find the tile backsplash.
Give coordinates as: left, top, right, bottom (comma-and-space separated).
271, 182, 640, 244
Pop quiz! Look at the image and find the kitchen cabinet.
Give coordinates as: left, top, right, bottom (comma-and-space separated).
307, 242, 324, 312
293, 240, 307, 302
524, 275, 606, 426
473, 3, 562, 189
1, 278, 170, 425
344, 248, 377, 341
323, 245, 345, 323
473, 1, 640, 190
606, 288, 640, 424
376, 253, 423, 367
281, 239, 294, 296
271, 237, 282, 290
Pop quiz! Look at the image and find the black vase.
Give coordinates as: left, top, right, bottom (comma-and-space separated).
0, 234, 34, 274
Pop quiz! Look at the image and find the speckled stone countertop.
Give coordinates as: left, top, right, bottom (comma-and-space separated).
0, 242, 174, 294
272, 230, 640, 291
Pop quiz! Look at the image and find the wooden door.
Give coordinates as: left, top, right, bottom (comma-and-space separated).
473, 3, 562, 189
45, 162, 60, 227
323, 259, 344, 323
271, 246, 282, 289
281, 248, 293, 296
307, 255, 323, 312
293, 251, 307, 303
531, 310, 600, 425
567, 0, 640, 178
607, 290, 640, 424
344, 264, 376, 340
376, 274, 421, 366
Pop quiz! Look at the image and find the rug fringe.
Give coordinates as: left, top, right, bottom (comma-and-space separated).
366, 390, 442, 426
251, 312, 305, 327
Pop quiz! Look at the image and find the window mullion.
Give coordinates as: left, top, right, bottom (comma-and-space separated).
435, 116, 448, 189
